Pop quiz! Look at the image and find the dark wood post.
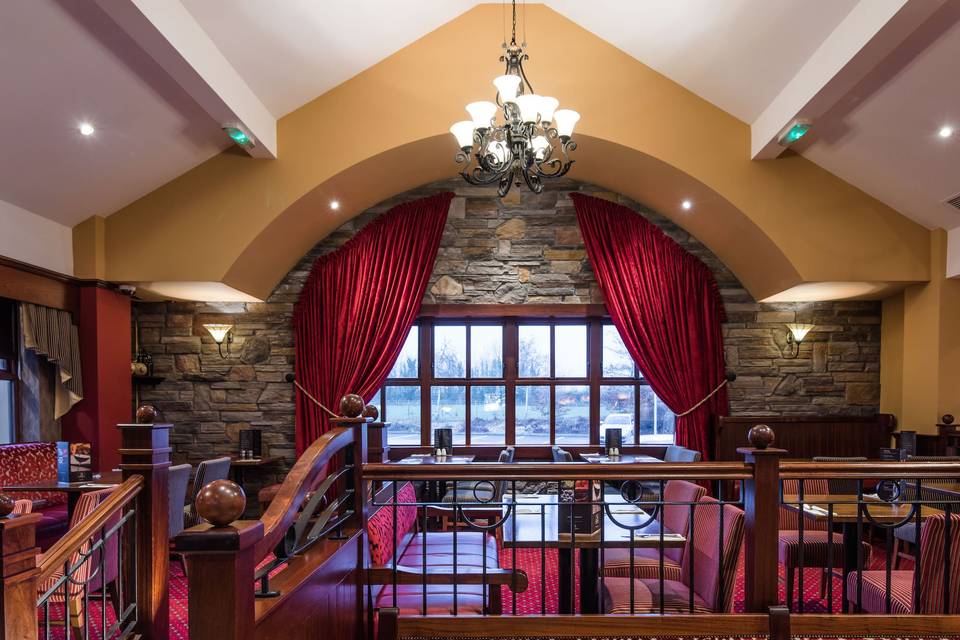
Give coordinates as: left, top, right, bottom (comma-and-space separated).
738, 425, 785, 614
175, 521, 264, 640
367, 421, 390, 463
118, 422, 171, 639
0, 513, 40, 640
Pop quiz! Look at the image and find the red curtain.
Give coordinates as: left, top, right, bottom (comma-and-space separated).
293, 192, 453, 453
571, 193, 728, 459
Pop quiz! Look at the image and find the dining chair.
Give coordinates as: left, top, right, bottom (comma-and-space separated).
602, 479, 707, 580
185, 457, 231, 527
663, 445, 701, 463
604, 496, 745, 613
850, 512, 960, 614
12, 498, 33, 515
812, 456, 868, 495
892, 472, 960, 568
167, 463, 192, 574
444, 447, 515, 504
551, 446, 573, 463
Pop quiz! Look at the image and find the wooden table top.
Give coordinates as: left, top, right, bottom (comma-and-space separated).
501, 494, 684, 549
782, 494, 940, 524
2, 471, 123, 493
579, 453, 663, 464
230, 456, 282, 467
396, 454, 477, 465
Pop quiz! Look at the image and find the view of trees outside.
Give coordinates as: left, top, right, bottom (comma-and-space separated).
379, 321, 675, 446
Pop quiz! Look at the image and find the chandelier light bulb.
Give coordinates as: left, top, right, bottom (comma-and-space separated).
531, 135, 550, 160
538, 96, 559, 124
486, 140, 508, 165
514, 94, 541, 124
493, 75, 522, 103
553, 109, 580, 139
466, 101, 498, 130
450, 121, 476, 149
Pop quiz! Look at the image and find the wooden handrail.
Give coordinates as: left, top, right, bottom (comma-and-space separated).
38, 475, 144, 583
362, 461, 752, 482
780, 460, 960, 480
255, 426, 355, 562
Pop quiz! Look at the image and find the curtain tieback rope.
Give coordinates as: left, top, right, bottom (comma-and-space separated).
286, 374, 340, 419
675, 372, 736, 418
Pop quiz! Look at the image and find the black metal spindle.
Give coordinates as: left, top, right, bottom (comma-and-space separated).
658, 480, 665, 615
453, 480, 459, 616
391, 482, 398, 608
421, 495, 428, 616
913, 479, 922, 615
511, 480, 517, 615
569, 482, 576, 615
63, 567, 71, 640
101, 524, 107, 637
44, 598, 50, 639
599, 485, 605, 614
856, 481, 864, 612
540, 497, 546, 615
717, 482, 726, 614
885, 523, 893, 614
797, 479, 805, 613
827, 501, 834, 613
945, 503, 953, 614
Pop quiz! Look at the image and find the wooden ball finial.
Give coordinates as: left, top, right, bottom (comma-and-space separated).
748, 424, 775, 450
135, 404, 160, 424
195, 480, 246, 527
362, 404, 379, 421
339, 394, 364, 418
0, 494, 14, 517
943, 414, 955, 426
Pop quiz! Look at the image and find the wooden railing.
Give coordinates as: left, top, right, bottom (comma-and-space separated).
0, 423, 172, 640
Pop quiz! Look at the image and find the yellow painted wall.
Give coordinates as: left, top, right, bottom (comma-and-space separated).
880, 292, 904, 419
80, 4, 930, 301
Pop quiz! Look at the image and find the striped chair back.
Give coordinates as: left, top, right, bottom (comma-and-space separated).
186, 457, 232, 527
918, 513, 960, 613
661, 480, 707, 565
779, 479, 829, 531
680, 497, 745, 612
168, 463, 192, 538
12, 499, 33, 515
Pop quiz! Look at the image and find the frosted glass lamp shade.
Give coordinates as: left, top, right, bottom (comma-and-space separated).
203, 324, 234, 344
450, 121, 476, 149
786, 323, 815, 343
493, 75, 521, 103
466, 101, 498, 129
553, 109, 580, 138
531, 135, 549, 160
514, 94, 541, 123
486, 140, 508, 165
538, 96, 559, 124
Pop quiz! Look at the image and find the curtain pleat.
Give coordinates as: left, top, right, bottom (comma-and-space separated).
19, 303, 84, 419
570, 193, 728, 459
293, 192, 453, 453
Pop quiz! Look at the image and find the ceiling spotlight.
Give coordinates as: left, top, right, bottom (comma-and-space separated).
222, 122, 256, 150
777, 119, 812, 146
330, 200, 340, 210
939, 126, 954, 139
681, 200, 693, 210
79, 123, 95, 136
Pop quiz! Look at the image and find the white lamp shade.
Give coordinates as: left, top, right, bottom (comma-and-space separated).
466, 101, 498, 129
538, 96, 559, 123
786, 323, 815, 342
531, 135, 549, 160
450, 121, 476, 149
493, 75, 521, 102
203, 324, 233, 344
553, 109, 580, 138
514, 94, 541, 123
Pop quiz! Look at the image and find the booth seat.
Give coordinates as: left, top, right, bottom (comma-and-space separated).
366, 483, 508, 615
0, 442, 69, 548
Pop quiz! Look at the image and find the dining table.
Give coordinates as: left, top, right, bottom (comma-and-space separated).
396, 453, 477, 504
781, 493, 939, 612
501, 493, 683, 614
1, 470, 123, 521
578, 452, 663, 464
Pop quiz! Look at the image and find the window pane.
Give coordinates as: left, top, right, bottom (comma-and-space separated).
638, 386, 675, 443
434, 326, 466, 378
602, 325, 634, 377
470, 385, 505, 444
515, 385, 550, 444
385, 386, 421, 445
431, 385, 466, 445
518, 325, 550, 377
655, 396, 676, 442
555, 385, 589, 444
0, 380, 14, 445
470, 325, 503, 378
554, 325, 587, 378
387, 326, 419, 379
599, 385, 635, 444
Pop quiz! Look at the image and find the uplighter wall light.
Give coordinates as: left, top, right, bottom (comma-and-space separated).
203, 323, 234, 358
783, 323, 814, 359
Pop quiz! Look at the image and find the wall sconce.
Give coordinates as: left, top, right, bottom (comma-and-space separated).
203, 323, 234, 358
783, 323, 814, 359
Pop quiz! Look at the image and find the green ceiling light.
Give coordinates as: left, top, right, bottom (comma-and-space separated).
777, 119, 812, 147
222, 123, 256, 150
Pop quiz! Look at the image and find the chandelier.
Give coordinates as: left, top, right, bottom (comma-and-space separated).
449, 0, 579, 197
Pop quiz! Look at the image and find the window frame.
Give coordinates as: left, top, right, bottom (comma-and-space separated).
0, 298, 20, 445
373, 308, 675, 447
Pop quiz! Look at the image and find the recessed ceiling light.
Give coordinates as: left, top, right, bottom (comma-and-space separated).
681, 199, 693, 210
939, 126, 954, 139
330, 200, 340, 210
79, 123, 95, 136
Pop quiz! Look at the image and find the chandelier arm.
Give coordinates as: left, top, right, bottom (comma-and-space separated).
521, 166, 544, 194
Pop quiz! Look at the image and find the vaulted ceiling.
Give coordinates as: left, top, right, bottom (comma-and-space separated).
1, 1, 958, 284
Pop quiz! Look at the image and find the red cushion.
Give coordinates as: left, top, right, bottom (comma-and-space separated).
367, 483, 418, 566
0, 443, 65, 506
845, 570, 914, 615
35, 503, 69, 551
604, 576, 713, 614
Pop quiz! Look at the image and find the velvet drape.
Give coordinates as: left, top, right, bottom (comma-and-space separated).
293, 192, 453, 453
571, 193, 728, 458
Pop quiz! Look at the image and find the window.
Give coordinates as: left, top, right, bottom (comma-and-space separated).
0, 299, 17, 445
372, 314, 675, 446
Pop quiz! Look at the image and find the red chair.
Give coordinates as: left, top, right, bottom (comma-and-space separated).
604, 496, 745, 613
12, 499, 33, 515
602, 480, 707, 580
847, 513, 960, 614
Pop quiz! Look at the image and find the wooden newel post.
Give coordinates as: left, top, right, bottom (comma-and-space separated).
175, 521, 264, 640
0, 513, 41, 640
118, 422, 171, 639
738, 424, 785, 613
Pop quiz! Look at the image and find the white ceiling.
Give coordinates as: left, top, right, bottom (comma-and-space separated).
0, 0, 228, 226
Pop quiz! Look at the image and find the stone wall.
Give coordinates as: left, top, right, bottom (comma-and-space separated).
135, 178, 881, 490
